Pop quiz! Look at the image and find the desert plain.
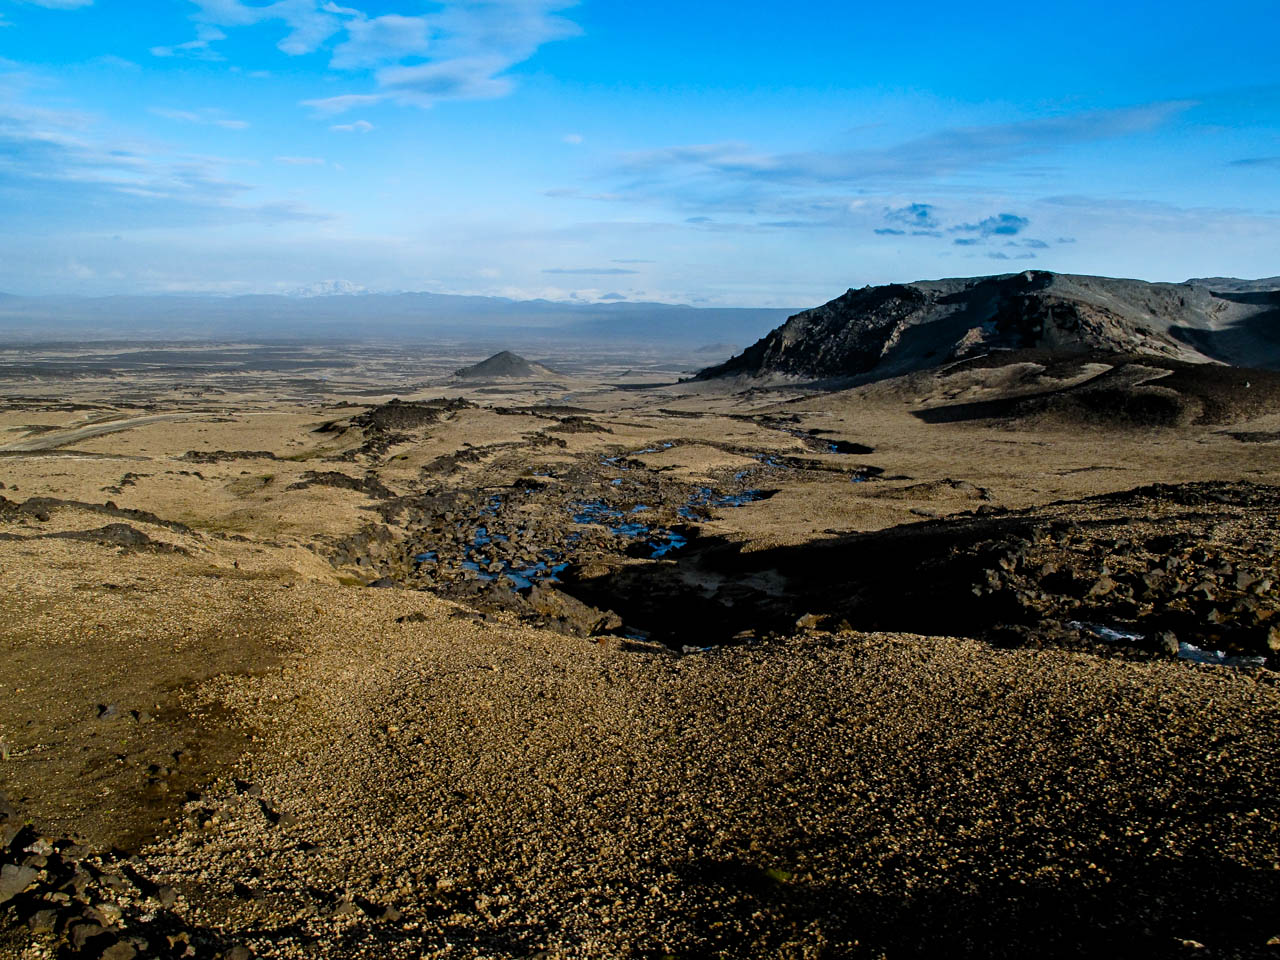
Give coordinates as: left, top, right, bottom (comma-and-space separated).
0, 339, 1277, 959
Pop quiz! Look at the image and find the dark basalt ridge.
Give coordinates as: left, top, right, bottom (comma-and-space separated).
696, 271, 1280, 382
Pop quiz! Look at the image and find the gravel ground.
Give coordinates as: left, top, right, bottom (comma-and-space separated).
113, 590, 1280, 959
4, 372, 1280, 960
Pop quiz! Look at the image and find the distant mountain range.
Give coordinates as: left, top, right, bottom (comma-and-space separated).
696, 272, 1280, 381
0, 290, 795, 352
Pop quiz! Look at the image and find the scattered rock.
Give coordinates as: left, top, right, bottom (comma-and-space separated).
0, 863, 38, 904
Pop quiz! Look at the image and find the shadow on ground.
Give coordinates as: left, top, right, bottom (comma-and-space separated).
560, 481, 1280, 662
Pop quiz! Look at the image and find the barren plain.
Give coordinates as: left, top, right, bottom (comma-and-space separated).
0, 340, 1277, 959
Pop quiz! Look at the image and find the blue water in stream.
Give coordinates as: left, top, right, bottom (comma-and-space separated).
416, 493, 575, 590
570, 499, 687, 558
685, 487, 767, 510
601, 442, 675, 471
419, 480, 766, 590
572, 487, 766, 558
1069, 620, 1267, 669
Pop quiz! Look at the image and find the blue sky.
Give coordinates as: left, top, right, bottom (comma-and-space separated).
0, 0, 1277, 305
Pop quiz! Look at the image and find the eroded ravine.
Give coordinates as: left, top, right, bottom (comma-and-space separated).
330, 404, 1279, 666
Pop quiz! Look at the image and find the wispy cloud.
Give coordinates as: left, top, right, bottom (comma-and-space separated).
330, 119, 373, 133
0, 97, 326, 229
275, 155, 324, 165
151, 23, 227, 60
952, 212, 1029, 237
1230, 156, 1280, 168
91, 54, 140, 70
376, 0, 580, 106
543, 186, 622, 201
182, 0, 344, 57
614, 102, 1191, 188
150, 106, 248, 129
330, 12, 430, 70
303, 93, 383, 114
157, 1, 579, 111
11, 0, 94, 8
544, 100, 1196, 241
543, 267, 639, 276
883, 202, 938, 229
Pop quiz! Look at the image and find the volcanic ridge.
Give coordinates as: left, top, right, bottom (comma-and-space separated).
697, 271, 1280, 383
454, 351, 560, 380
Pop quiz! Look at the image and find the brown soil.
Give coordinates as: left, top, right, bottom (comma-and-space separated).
0, 344, 1278, 959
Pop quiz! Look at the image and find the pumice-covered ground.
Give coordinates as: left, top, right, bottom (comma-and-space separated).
0, 342, 1277, 959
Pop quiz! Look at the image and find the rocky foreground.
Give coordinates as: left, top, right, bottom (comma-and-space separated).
3, 591, 1279, 959
2, 357, 1279, 959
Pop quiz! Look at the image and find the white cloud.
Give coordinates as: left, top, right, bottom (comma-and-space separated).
302, 92, 385, 114
12, 0, 94, 8
0, 96, 327, 229
151, 23, 226, 60
331, 119, 373, 133
158, 0, 348, 59
150, 106, 249, 129
614, 103, 1193, 190
362, 0, 579, 109
159, 1, 580, 113
275, 155, 325, 165
330, 13, 430, 69
91, 54, 140, 70
563, 133, 583, 145
375, 56, 514, 105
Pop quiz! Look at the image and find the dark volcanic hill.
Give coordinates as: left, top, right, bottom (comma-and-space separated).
696, 271, 1280, 382
454, 351, 559, 380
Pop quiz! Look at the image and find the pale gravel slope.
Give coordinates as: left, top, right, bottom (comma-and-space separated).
134, 588, 1280, 959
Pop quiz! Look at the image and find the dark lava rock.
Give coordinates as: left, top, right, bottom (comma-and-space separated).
351, 397, 475, 432
0, 496, 191, 535
563, 480, 1280, 662
547, 417, 612, 434
68, 920, 107, 950
0, 863, 37, 904
25, 907, 57, 933
697, 271, 1280, 383
80, 524, 152, 548
179, 450, 278, 463
1155, 631, 1180, 655
525, 584, 623, 637
287, 471, 394, 500
454, 351, 558, 380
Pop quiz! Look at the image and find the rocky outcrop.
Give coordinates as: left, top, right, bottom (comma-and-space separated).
454, 351, 559, 380
696, 271, 1280, 381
